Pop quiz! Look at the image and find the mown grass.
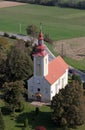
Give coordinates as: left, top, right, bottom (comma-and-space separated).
0, 4, 85, 40
0, 100, 55, 130
64, 57, 85, 72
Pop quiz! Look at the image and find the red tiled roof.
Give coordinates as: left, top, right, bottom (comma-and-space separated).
33, 51, 47, 57
45, 56, 68, 84
37, 45, 45, 50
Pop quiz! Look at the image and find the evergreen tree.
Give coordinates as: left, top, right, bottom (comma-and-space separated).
6, 40, 33, 82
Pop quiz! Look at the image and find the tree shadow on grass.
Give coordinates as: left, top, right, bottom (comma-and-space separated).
16, 110, 55, 130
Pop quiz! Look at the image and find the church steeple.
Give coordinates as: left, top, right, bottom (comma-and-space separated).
33, 25, 48, 77
33, 24, 47, 57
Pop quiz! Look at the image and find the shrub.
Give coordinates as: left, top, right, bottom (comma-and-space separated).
35, 107, 39, 116
10, 35, 16, 39
26, 24, 38, 37
4, 32, 9, 37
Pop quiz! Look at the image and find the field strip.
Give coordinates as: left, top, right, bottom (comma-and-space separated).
0, 1, 26, 8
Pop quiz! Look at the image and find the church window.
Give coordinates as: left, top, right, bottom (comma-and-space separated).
37, 80, 40, 84
62, 78, 65, 88
37, 59, 40, 64
37, 88, 40, 91
37, 64, 41, 74
45, 58, 47, 64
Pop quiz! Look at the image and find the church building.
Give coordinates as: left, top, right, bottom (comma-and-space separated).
27, 30, 68, 102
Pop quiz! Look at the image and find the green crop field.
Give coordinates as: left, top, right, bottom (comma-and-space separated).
0, 3, 85, 70
0, 4, 85, 40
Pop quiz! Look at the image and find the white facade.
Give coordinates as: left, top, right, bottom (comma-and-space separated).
27, 53, 68, 102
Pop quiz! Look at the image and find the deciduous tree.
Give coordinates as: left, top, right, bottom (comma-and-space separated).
3, 80, 26, 112
51, 82, 84, 129
26, 24, 38, 37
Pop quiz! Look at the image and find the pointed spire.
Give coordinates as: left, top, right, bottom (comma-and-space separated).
33, 24, 47, 57
38, 23, 44, 45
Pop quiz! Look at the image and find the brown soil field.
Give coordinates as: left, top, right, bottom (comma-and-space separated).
54, 37, 85, 60
0, 1, 26, 8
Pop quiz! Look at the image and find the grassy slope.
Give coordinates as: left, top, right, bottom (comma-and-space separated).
0, 4, 85, 40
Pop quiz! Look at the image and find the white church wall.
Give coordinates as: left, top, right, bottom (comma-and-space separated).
28, 77, 50, 102
50, 70, 68, 100
50, 79, 60, 100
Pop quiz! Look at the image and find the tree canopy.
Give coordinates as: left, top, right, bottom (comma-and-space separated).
9, 0, 85, 9
26, 24, 38, 37
51, 82, 84, 129
3, 80, 26, 112
6, 40, 33, 82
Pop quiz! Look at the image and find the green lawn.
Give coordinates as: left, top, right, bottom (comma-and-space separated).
0, 99, 85, 130
0, 100, 54, 130
64, 57, 85, 72
0, 4, 85, 40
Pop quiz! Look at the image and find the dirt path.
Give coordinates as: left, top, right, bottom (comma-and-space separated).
54, 37, 85, 60
0, 1, 26, 8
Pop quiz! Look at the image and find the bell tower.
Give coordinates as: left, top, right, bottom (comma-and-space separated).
33, 25, 48, 77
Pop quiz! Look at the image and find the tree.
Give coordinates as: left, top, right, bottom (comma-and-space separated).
6, 40, 33, 82
3, 80, 26, 112
51, 83, 84, 129
0, 109, 5, 130
26, 24, 38, 37
72, 74, 81, 84
0, 58, 6, 87
0, 37, 9, 57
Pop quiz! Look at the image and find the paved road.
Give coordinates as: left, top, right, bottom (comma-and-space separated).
69, 67, 85, 83
0, 31, 37, 43
0, 31, 85, 82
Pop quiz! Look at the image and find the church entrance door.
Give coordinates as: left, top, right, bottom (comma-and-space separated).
35, 93, 42, 102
